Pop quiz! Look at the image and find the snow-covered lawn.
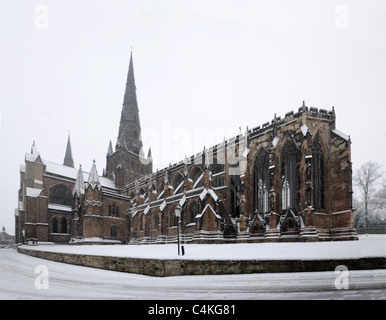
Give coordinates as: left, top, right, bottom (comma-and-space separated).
22, 234, 386, 261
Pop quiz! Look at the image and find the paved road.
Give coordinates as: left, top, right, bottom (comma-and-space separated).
0, 249, 385, 300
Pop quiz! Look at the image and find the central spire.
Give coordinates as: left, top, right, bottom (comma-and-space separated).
116, 50, 143, 154
63, 134, 74, 168
123, 50, 137, 106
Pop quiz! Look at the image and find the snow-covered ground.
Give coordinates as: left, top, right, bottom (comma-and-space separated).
0, 248, 385, 300
1, 235, 384, 300
22, 235, 386, 261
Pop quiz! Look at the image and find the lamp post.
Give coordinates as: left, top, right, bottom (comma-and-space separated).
174, 205, 182, 255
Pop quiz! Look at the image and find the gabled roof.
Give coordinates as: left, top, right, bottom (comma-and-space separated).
195, 203, 221, 220
199, 187, 219, 202
42, 159, 115, 189
331, 129, 350, 141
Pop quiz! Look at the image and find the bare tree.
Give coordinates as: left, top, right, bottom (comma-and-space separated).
354, 162, 384, 232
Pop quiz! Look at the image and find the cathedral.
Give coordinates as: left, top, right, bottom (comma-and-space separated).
15, 52, 358, 245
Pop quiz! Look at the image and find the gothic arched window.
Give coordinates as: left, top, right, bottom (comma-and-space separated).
110, 225, 118, 237
139, 214, 143, 230
212, 176, 225, 188
312, 139, 325, 210
153, 212, 159, 230
253, 150, 270, 214
281, 142, 298, 211
187, 202, 199, 224
50, 184, 72, 206
52, 217, 58, 233
61, 217, 67, 233
231, 176, 241, 217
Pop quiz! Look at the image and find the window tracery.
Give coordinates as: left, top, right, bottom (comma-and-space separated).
253, 150, 270, 214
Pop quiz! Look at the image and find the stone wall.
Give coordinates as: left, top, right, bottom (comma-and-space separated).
18, 247, 385, 277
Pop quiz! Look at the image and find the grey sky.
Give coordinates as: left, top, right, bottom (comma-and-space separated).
1, 0, 385, 234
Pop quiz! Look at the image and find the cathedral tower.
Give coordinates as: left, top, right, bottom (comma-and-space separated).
106, 51, 152, 188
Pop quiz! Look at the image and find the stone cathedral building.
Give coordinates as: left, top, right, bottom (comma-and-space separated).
15, 52, 358, 245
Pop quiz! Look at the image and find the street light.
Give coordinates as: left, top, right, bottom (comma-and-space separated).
174, 205, 182, 255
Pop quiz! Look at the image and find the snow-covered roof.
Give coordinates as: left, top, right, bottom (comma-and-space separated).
26, 187, 43, 198
193, 173, 204, 189
48, 204, 72, 212
173, 180, 184, 195
25, 152, 41, 163
331, 129, 350, 141
199, 188, 219, 202
157, 190, 165, 200
199, 188, 207, 201
195, 204, 221, 219
301, 124, 309, 136
160, 200, 167, 212
208, 189, 218, 202
179, 195, 186, 207
26, 156, 117, 189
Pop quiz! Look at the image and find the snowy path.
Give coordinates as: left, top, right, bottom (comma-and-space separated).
22, 235, 386, 260
1, 249, 385, 300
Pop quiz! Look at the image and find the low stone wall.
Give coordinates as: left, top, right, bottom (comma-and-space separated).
17, 247, 385, 277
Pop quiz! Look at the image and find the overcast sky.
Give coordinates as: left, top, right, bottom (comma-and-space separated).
1, 0, 385, 234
